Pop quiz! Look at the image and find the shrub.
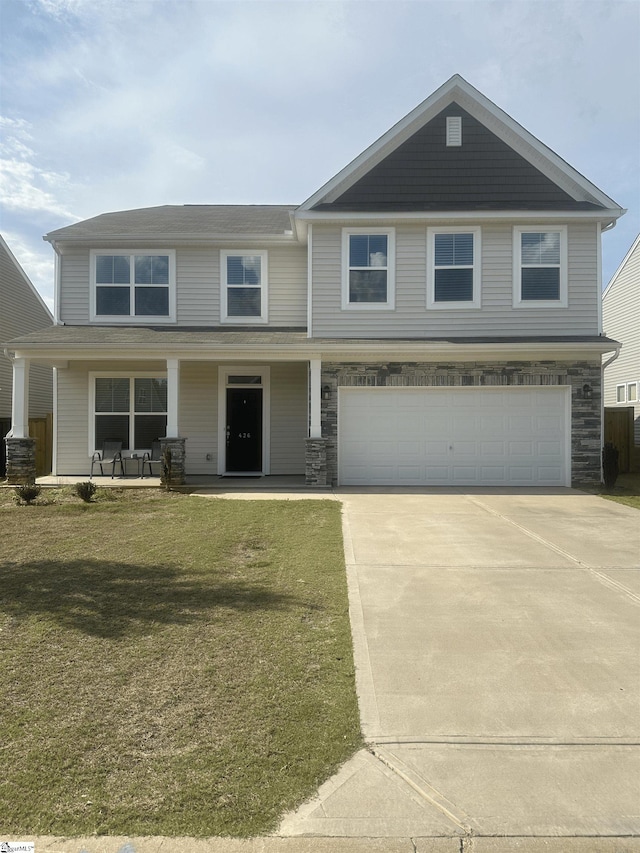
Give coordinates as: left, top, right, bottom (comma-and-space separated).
14, 483, 42, 505
74, 481, 97, 503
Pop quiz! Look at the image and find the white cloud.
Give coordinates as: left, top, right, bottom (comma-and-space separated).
0, 117, 77, 219
2, 230, 55, 313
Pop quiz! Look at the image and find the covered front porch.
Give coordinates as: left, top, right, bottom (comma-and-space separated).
4, 326, 329, 486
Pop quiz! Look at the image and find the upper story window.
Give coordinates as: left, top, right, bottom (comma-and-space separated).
427, 227, 481, 309
342, 228, 395, 310
221, 251, 268, 323
513, 227, 567, 308
91, 250, 176, 322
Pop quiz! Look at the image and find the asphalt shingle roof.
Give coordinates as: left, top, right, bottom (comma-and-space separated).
45, 205, 297, 241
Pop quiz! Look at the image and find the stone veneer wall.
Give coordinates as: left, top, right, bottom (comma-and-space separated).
160, 437, 186, 486
5, 437, 37, 484
317, 360, 602, 488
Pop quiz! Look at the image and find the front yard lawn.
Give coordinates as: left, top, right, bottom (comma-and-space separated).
0, 488, 361, 837
599, 472, 640, 511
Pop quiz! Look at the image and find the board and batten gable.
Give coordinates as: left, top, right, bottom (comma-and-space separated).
0, 236, 53, 419
603, 235, 640, 441
57, 243, 307, 327
310, 220, 600, 338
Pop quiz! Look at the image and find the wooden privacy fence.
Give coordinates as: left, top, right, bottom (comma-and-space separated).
604, 407, 634, 473
29, 413, 53, 477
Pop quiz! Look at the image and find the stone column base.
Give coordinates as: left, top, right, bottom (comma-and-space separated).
5, 436, 37, 484
305, 438, 327, 487
160, 437, 186, 487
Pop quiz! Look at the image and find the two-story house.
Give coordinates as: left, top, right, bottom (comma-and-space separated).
1, 234, 53, 479
4, 75, 624, 487
603, 234, 640, 470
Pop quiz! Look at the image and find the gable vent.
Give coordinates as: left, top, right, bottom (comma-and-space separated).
446, 116, 462, 147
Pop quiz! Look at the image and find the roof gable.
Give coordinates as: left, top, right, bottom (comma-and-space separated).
299, 75, 622, 215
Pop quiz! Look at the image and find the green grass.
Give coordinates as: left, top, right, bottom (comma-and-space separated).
599, 471, 640, 511
0, 488, 362, 836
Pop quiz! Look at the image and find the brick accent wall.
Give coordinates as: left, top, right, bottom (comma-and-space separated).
318, 360, 602, 488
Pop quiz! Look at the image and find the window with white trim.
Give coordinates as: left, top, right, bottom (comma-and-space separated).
221, 251, 268, 323
616, 384, 626, 403
427, 227, 481, 309
91, 375, 167, 452
627, 382, 638, 403
91, 251, 175, 322
342, 229, 395, 309
513, 227, 567, 307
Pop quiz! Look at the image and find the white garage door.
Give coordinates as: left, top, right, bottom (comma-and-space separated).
338, 387, 570, 486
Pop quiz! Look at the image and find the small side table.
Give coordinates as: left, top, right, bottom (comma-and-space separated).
123, 454, 142, 477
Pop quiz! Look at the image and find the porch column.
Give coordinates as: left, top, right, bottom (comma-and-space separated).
162, 359, 185, 486
306, 358, 327, 486
309, 358, 322, 438
11, 357, 30, 438
6, 357, 37, 483
166, 358, 180, 438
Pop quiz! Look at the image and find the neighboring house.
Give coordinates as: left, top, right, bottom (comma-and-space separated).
603, 234, 640, 468
1, 234, 53, 478
3, 76, 625, 487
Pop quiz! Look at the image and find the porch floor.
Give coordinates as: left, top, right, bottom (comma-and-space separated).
32, 474, 317, 492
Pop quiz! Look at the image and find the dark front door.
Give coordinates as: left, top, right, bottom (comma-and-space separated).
226, 388, 262, 473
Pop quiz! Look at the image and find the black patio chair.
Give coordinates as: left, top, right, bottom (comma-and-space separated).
90, 440, 124, 478
141, 440, 163, 478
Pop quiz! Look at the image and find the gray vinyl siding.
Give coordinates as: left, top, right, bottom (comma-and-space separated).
59, 245, 307, 327
55, 360, 307, 475
603, 238, 640, 442
180, 361, 219, 476
1, 239, 53, 418
270, 362, 307, 474
310, 221, 600, 338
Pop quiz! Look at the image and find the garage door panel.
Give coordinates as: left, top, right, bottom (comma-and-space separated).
338, 387, 569, 487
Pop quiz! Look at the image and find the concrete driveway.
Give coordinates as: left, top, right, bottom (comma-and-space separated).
280, 487, 640, 843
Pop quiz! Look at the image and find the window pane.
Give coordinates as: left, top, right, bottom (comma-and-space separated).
350, 235, 387, 267
134, 414, 167, 449
96, 255, 130, 284
435, 268, 473, 301
228, 375, 262, 385
135, 255, 169, 284
368, 235, 387, 265
134, 378, 167, 412
349, 270, 387, 303
628, 383, 638, 402
435, 234, 454, 266
96, 414, 129, 450
227, 256, 261, 286
521, 268, 560, 300
96, 286, 130, 315
453, 233, 473, 265
95, 378, 129, 413
228, 287, 261, 316
616, 386, 626, 403
521, 232, 560, 265
135, 286, 169, 315
349, 235, 369, 267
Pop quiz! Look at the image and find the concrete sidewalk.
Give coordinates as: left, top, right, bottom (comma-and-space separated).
278, 487, 640, 843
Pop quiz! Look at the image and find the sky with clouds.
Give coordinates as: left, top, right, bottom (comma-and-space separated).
1, 0, 638, 311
